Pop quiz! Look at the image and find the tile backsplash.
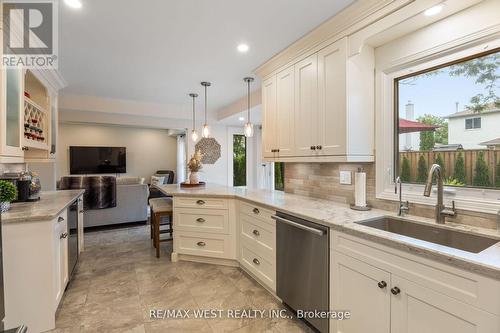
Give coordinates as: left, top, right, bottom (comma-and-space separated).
0, 163, 26, 174
284, 162, 498, 230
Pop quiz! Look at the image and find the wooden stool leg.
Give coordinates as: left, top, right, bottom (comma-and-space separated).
150, 208, 154, 240
155, 212, 160, 258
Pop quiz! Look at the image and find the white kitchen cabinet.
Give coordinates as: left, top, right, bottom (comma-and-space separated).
0, 68, 24, 162
53, 211, 68, 308
276, 66, 295, 157
317, 38, 347, 156
294, 54, 318, 156
391, 274, 499, 333
262, 76, 278, 158
260, 37, 374, 162
331, 252, 390, 333
331, 231, 500, 333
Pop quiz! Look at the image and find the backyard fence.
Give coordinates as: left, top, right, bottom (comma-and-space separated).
399, 150, 500, 187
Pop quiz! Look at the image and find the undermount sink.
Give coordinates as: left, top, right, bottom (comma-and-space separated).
356, 217, 499, 254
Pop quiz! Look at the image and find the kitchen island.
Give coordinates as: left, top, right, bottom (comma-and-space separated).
1, 190, 85, 332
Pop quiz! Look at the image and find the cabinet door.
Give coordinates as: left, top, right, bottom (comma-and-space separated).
60, 218, 69, 289
391, 275, 500, 333
331, 252, 391, 333
276, 66, 295, 157
52, 220, 62, 308
317, 38, 347, 156
1, 68, 24, 157
294, 54, 318, 156
262, 76, 278, 158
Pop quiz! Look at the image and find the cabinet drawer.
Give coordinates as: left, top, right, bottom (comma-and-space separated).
240, 244, 275, 291
240, 214, 275, 258
240, 202, 275, 223
175, 231, 232, 259
332, 231, 500, 316
174, 208, 229, 234
174, 197, 228, 210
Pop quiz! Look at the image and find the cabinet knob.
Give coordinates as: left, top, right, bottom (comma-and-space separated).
253, 258, 260, 265
316, 145, 322, 150
58, 217, 64, 223
196, 200, 206, 205
391, 287, 401, 295
196, 218, 206, 223
252, 208, 260, 214
378, 281, 387, 289
197, 241, 206, 247
252, 229, 260, 236
310, 146, 316, 150
60, 232, 68, 239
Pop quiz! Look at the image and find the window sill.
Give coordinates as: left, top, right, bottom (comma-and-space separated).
377, 185, 500, 215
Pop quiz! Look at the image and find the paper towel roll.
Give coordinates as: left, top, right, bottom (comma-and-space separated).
355, 171, 367, 207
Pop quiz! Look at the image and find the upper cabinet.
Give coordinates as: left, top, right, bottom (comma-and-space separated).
260, 37, 374, 162
0, 68, 63, 163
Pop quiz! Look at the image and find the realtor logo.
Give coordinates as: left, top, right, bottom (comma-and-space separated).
2, 0, 58, 69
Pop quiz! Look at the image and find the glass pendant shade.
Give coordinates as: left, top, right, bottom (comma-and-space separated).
244, 122, 254, 138
191, 129, 198, 142
202, 124, 210, 138
189, 93, 198, 142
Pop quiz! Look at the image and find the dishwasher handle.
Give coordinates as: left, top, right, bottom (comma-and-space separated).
272, 215, 325, 236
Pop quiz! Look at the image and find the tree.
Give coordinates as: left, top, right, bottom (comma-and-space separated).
417, 114, 448, 151
434, 154, 445, 178
473, 152, 490, 187
496, 161, 500, 188
233, 135, 246, 186
417, 155, 428, 183
400, 157, 411, 182
454, 152, 466, 185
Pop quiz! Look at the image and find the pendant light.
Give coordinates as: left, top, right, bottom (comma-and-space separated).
189, 93, 199, 142
243, 77, 255, 137
201, 81, 211, 138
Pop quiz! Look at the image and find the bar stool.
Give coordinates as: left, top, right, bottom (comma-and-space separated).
149, 197, 173, 258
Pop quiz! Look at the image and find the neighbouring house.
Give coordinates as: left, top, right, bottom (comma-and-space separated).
447, 106, 500, 149
480, 137, 500, 150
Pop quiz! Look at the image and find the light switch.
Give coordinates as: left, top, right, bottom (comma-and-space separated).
340, 171, 352, 185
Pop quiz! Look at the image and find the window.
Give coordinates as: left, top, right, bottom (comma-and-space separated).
395, 49, 499, 190
465, 117, 481, 130
274, 162, 285, 191
233, 135, 246, 186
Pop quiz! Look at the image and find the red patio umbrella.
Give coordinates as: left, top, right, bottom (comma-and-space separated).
399, 118, 440, 134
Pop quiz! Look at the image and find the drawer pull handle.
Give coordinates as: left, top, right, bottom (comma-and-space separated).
60, 232, 68, 239
252, 208, 260, 214
196, 200, 206, 205
378, 281, 387, 289
197, 241, 206, 247
79, 210, 85, 214
252, 229, 260, 236
252, 258, 260, 265
391, 287, 401, 295
196, 218, 206, 223
58, 217, 65, 223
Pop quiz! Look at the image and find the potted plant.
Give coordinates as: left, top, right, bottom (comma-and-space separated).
0, 180, 17, 212
187, 150, 203, 184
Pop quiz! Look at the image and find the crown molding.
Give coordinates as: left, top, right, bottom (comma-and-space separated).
253, 0, 412, 79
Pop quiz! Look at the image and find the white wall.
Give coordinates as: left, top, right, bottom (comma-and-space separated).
448, 113, 500, 149
57, 123, 177, 181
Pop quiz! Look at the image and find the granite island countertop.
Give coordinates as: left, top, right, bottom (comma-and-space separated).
158, 183, 500, 280
2, 190, 85, 223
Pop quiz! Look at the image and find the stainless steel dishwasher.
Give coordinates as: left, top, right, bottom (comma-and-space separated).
272, 212, 329, 333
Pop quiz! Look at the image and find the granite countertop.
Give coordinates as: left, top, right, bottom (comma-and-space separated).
1, 190, 85, 223
158, 183, 500, 280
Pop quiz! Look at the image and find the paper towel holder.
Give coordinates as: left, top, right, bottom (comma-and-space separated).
350, 204, 372, 211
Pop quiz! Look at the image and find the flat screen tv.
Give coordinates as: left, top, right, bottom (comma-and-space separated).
70, 146, 126, 174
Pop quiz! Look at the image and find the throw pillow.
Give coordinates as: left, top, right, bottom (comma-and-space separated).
150, 176, 165, 186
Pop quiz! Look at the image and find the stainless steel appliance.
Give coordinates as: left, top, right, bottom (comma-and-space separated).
67, 200, 79, 278
273, 212, 329, 333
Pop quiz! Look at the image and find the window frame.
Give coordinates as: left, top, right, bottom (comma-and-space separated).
376, 39, 500, 215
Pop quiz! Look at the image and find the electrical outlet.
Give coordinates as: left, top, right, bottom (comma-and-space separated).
340, 171, 352, 185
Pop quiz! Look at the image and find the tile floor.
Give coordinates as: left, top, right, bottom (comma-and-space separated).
50, 224, 313, 332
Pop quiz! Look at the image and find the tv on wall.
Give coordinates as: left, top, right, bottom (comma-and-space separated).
70, 146, 126, 174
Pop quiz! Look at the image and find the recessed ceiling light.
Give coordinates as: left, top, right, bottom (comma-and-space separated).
238, 116, 245, 121
424, 4, 444, 16
237, 43, 249, 53
64, 0, 82, 9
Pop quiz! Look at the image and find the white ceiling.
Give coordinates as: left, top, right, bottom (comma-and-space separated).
59, 0, 355, 118
218, 105, 262, 126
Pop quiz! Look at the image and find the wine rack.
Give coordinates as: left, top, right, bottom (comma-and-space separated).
23, 97, 49, 150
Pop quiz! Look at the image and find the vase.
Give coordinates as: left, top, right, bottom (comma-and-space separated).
189, 172, 199, 185
0, 202, 11, 213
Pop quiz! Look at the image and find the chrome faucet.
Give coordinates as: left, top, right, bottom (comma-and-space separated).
423, 164, 456, 224
395, 176, 409, 216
